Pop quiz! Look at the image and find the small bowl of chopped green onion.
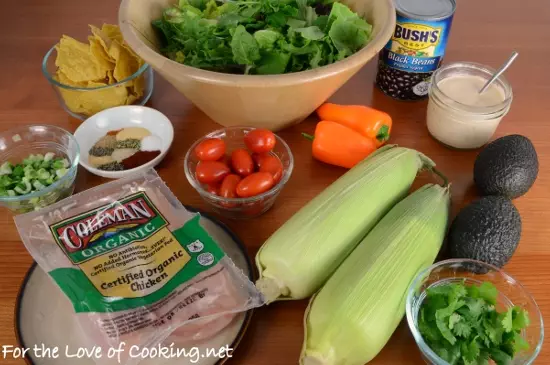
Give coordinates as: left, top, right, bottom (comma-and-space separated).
406, 259, 544, 365
0, 125, 79, 213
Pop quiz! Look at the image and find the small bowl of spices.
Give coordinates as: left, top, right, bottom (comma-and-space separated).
74, 105, 173, 179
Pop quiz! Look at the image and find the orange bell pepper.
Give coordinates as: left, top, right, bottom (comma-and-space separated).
316, 103, 392, 147
302, 121, 377, 169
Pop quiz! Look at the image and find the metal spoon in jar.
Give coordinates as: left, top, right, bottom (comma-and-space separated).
479, 51, 519, 94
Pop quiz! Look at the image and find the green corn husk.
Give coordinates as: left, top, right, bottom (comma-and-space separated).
301, 183, 451, 365
255, 145, 439, 303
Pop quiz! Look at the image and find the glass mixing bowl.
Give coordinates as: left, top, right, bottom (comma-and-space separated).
406, 259, 544, 365
0, 125, 80, 213
184, 127, 293, 219
42, 45, 154, 121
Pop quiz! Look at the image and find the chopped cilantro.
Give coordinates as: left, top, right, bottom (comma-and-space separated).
418, 281, 530, 365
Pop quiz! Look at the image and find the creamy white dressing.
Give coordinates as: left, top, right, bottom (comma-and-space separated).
438, 75, 505, 107
427, 73, 510, 149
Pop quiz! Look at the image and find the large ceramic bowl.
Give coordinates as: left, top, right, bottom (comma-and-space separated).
119, 0, 395, 131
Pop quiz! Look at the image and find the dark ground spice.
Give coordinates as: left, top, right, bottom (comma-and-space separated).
122, 150, 161, 170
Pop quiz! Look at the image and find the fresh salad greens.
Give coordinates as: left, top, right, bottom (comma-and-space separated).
419, 281, 530, 365
152, 0, 373, 74
0, 153, 70, 197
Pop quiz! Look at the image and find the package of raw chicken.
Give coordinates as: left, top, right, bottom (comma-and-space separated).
14, 169, 264, 365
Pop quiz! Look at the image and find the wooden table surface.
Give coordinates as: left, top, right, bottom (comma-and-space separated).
1, 0, 548, 364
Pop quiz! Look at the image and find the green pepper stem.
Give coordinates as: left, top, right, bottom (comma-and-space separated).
302, 133, 315, 142
376, 125, 390, 142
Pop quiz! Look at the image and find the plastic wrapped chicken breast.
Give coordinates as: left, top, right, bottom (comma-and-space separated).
14, 169, 264, 365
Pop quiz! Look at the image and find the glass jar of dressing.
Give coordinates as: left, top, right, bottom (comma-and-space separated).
426, 62, 513, 149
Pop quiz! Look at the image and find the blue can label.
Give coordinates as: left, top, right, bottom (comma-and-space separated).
382, 14, 454, 73
375, 12, 454, 100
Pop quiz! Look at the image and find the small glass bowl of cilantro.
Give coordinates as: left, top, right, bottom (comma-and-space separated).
406, 259, 543, 365
0, 125, 79, 214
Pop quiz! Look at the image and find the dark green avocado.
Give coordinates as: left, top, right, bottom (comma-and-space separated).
448, 196, 521, 270
474, 135, 538, 199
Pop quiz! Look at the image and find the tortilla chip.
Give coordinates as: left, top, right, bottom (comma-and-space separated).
101, 24, 124, 43
109, 40, 139, 83
99, 24, 142, 65
89, 36, 116, 71
89, 25, 113, 54
107, 70, 116, 84
58, 81, 129, 116
55, 69, 88, 87
126, 94, 139, 105
123, 43, 143, 67
55, 35, 106, 83
132, 74, 145, 98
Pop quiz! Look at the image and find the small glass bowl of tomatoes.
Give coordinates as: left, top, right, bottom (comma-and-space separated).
184, 126, 294, 219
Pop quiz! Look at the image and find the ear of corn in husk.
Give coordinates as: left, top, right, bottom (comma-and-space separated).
255, 145, 438, 303
300, 183, 451, 365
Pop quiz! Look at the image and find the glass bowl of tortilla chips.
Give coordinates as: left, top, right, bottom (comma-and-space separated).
41, 24, 154, 121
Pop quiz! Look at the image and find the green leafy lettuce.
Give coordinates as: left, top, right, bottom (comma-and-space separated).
152, 0, 372, 74
418, 281, 531, 365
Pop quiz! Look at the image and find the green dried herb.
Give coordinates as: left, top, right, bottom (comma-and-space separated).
98, 162, 125, 171
89, 146, 114, 157
116, 139, 141, 149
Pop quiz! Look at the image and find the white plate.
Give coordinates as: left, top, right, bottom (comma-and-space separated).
16, 211, 254, 365
74, 106, 174, 179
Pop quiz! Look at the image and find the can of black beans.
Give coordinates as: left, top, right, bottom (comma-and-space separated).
375, 0, 456, 101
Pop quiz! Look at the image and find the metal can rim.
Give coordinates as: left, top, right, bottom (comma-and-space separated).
395, 0, 456, 21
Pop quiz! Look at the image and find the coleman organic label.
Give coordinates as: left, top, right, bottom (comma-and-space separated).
48, 192, 225, 306
79, 231, 190, 298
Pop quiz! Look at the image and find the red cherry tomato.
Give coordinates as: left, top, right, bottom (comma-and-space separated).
236, 172, 275, 198
195, 161, 230, 184
231, 149, 254, 176
258, 155, 284, 183
251, 153, 264, 169
220, 174, 242, 199
244, 129, 276, 153
218, 154, 232, 167
194, 138, 226, 161
205, 184, 219, 195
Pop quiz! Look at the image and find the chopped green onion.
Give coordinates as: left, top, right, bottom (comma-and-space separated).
15, 181, 32, 195
12, 165, 24, 177
0, 162, 12, 175
24, 168, 38, 179
52, 158, 69, 169
23, 155, 36, 165
56, 168, 68, 179
0, 153, 72, 209
37, 168, 51, 180
32, 180, 46, 191
0, 175, 13, 187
